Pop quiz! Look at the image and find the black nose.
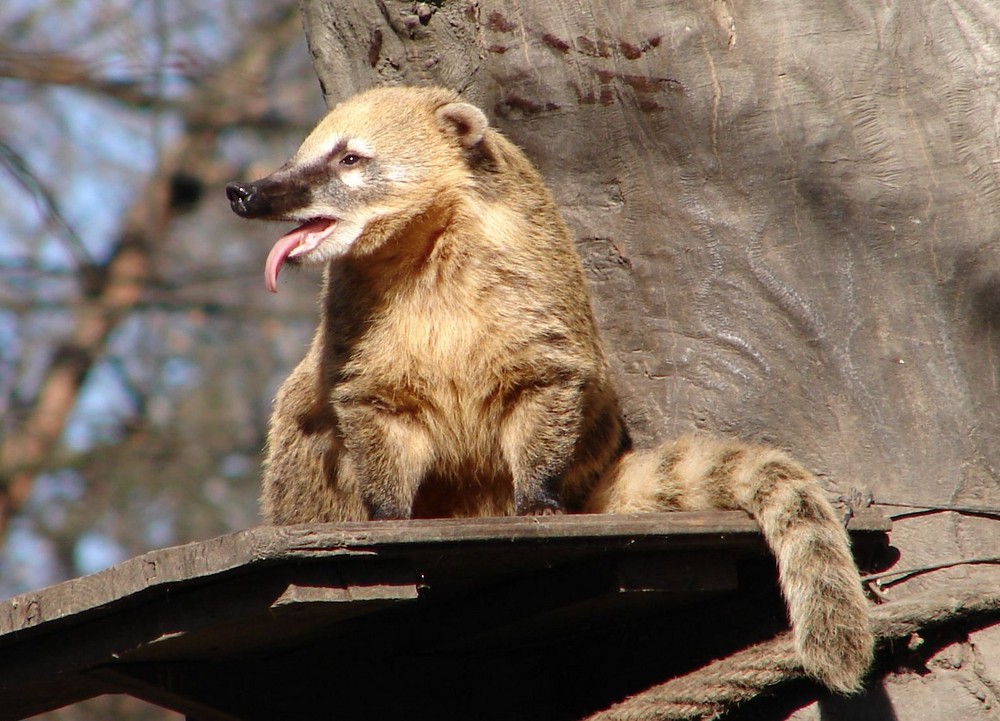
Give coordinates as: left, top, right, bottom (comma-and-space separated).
225, 182, 255, 215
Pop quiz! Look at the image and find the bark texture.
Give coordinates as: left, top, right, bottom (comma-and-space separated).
300, 0, 999, 497
297, 2, 1000, 718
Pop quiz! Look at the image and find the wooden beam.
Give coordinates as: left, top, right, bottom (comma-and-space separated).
0, 560, 419, 720
0, 510, 890, 720
0, 509, 890, 640
89, 664, 256, 721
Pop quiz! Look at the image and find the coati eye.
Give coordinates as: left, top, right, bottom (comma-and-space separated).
340, 154, 362, 167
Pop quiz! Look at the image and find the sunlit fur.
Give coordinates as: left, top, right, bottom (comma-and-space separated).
236, 86, 873, 693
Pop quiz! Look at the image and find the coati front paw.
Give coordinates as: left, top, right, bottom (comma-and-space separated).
526, 505, 565, 516
364, 497, 413, 521
515, 492, 565, 516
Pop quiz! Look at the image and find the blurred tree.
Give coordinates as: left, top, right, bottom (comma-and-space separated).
0, 6, 330, 719
0, 1, 324, 600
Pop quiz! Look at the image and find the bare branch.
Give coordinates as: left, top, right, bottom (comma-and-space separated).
0, 4, 305, 533
862, 556, 1000, 589
587, 579, 1000, 721
0, 137, 96, 272
0, 47, 165, 109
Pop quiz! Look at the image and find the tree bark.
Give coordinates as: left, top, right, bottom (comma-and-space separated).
300, 0, 1000, 514
298, 2, 1000, 718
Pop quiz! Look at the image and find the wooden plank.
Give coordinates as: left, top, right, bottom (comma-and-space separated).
0, 510, 889, 640
379, 553, 742, 656
271, 561, 420, 607
151, 568, 791, 721
0, 527, 290, 637
0, 509, 888, 720
0, 560, 420, 719
0, 510, 889, 719
89, 665, 249, 721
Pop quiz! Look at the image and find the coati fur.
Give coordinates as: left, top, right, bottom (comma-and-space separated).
226, 85, 873, 693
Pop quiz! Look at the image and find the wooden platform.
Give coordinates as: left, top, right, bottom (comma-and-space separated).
0, 511, 890, 721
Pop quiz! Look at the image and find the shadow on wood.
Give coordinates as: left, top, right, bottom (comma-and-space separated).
0, 511, 890, 720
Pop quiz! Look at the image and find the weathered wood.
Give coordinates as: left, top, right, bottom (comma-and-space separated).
0, 510, 886, 637
0, 562, 418, 719
0, 511, 889, 720
270, 559, 419, 607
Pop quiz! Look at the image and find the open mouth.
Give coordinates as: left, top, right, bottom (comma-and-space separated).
264, 218, 338, 293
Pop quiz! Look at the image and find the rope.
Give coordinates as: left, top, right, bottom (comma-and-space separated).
585, 579, 1000, 721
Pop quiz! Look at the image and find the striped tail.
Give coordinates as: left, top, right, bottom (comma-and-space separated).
587, 434, 873, 693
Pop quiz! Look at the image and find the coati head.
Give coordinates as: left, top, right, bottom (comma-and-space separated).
225, 86, 489, 292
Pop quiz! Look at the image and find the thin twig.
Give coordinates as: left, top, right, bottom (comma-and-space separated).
0, 138, 95, 271
861, 556, 1000, 588
878, 501, 1000, 520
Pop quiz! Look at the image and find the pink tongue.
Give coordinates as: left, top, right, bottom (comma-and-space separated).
264, 218, 336, 293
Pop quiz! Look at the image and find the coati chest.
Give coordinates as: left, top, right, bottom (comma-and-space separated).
318, 231, 606, 512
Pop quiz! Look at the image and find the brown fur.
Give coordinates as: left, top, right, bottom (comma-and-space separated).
226, 86, 873, 693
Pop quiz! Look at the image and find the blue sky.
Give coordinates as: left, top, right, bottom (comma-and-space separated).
0, 1, 215, 595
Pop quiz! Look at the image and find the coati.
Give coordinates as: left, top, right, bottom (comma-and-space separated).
226, 85, 873, 693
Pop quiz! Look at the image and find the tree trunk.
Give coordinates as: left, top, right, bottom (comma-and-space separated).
298, 2, 1000, 718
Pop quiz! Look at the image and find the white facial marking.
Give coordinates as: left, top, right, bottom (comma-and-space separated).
296, 131, 340, 167
340, 168, 366, 188
293, 204, 394, 266
308, 217, 366, 263
338, 138, 374, 188
345, 138, 374, 157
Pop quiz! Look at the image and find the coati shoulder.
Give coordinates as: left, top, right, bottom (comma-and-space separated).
226, 85, 873, 694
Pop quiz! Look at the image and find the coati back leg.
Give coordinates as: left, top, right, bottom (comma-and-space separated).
587, 434, 873, 694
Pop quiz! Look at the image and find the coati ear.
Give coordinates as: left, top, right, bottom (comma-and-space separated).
435, 102, 488, 148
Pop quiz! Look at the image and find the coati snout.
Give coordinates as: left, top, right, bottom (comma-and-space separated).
226, 93, 495, 294
224, 174, 316, 221
224, 181, 254, 216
